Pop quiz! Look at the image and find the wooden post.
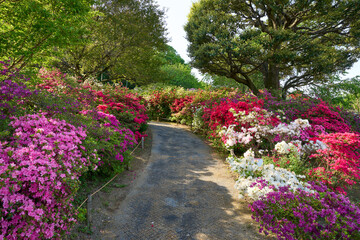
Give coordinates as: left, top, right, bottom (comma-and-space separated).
87, 194, 92, 229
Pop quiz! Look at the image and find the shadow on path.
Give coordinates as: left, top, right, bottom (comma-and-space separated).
98, 122, 272, 240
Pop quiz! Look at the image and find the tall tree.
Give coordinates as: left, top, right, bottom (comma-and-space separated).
0, 0, 93, 71
185, 0, 360, 97
56, 0, 167, 84
309, 75, 360, 111
158, 45, 203, 88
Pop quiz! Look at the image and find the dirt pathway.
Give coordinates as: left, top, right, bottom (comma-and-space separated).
91, 122, 269, 240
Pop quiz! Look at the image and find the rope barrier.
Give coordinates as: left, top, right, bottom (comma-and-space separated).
77, 137, 144, 211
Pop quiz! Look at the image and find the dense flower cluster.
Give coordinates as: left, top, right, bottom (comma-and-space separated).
227, 149, 310, 200
219, 108, 280, 151
92, 86, 148, 141
309, 132, 360, 193
301, 102, 351, 134
0, 114, 96, 239
37, 68, 67, 92
170, 95, 195, 113
146, 88, 177, 119
80, 110, 136, 174
250, 181, 360, 240
203, 98, 266, 131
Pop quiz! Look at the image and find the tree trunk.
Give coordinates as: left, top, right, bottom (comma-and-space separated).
232, 74, 259, 96
247, 79, 260, 96
262, 63, 281, 97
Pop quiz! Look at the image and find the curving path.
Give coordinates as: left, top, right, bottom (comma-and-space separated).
98, 122, 268, 240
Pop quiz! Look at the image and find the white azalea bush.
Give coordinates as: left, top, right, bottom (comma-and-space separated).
227, 149, 312, 200
274, 141, 299, 155
270, 118, 311, 140
219, 106, 318, 156
219, 108, 279, 150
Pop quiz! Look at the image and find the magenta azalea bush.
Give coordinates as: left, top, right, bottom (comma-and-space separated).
80, 110, 136, 175
0, 114, 97, 239
250, 181, 360, 240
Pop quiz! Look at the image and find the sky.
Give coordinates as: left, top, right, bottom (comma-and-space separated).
155, 0, 360, 80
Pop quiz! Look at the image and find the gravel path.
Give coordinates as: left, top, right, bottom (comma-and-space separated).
99, 122, 268, 240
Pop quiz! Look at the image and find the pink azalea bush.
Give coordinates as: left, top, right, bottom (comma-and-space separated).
37, 68, 67, 92
80, 110, 136, 175
0, 113, 97, 239
301, 101, 351, 134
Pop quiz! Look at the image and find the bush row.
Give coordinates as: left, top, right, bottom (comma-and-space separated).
140, 85, 360, 240
0, 62, 148, 239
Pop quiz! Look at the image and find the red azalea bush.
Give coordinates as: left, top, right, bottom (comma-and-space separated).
309, 132, 360, 194
301, 101, 351, 133
146, 88, 178, 119
203, 97, 267, 131
0, 113, 97, 239
168, 88, 240, 125
92, 86, 148, 141
169, 95, 196, 125
170, 95, 195, 113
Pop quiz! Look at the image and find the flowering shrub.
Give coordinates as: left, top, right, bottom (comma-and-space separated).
92, 86, 148, 141
227, 149, 310, 200
146, 88, 177, 119
301, 101, 351, 134
262, 140, 324, 176
309, 132, 360, 194
250, 181, 360, 240
170, 95, 195, 113
169, 95, 196, 125
36, 68, 148, 140
203, 98, 266, 131
37, 67, 68, 92
0, 114, 96, 239
35, 68, 147, 175
192, 106, 205, 132
80, 110, 136, 176
0, 64, 150, 239
261, 90, 357, 134
219, 108, 281, 153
